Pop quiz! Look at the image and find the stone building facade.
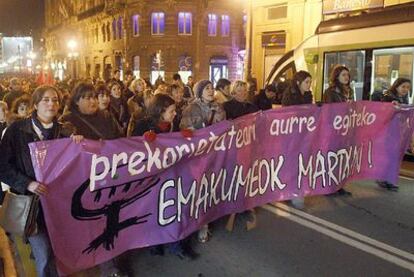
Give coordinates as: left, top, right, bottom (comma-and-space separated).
44, 0, 246, 84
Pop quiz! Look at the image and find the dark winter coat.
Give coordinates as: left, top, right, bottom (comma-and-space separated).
0, 118, 73, 225
173, 100, 188, 131
132, 117, 173, 136
109, 96, 129, 132
281, 86, 313, 106
124, 88, 135, 100
371, 90, 384, 102
223, 99, 259, 120
382, 91, 409, 104
183, 85, 193, 99
323, 86, 354, 103
0, 122, 7, 138
0, 118, 72, 195
60, 110, 122, 140
253, 90, 274, 111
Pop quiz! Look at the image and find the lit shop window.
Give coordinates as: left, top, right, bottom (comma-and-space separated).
132, 14, 140, 37
178, 55, 193, 81
152, 12, 165, 35
151, 51, 165, 84
221, 15, 230, 37
178, 12, 192, 35
208, 14, 217, 36
117, 17, 123, 39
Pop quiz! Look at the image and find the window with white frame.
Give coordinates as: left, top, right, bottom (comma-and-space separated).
178, 12, 192, 35
152, 12, 165, 35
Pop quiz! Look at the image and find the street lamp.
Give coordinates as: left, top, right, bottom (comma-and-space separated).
67, 39, 79, 79
67, 40, 78, 51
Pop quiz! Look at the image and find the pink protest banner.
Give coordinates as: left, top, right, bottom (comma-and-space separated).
30, 101, 414, 275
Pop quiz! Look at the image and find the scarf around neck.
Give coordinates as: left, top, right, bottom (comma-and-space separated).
31, 111, 57, 140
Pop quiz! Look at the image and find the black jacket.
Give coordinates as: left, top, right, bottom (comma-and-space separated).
223, 99, 259, 120
382, 91, 409, 104
323, 86, 354, 103
0, 118, 70, 195
253, 90, 274, 111
281, 86, 313, 106
132, 117, 171, 136
60, 110, 122, 140
124, 88, 135, 100
0, 122, 7, 137
109, 96, 130, 131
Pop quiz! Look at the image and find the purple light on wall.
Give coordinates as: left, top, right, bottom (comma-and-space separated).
159, 13, 165, 33
112, 19, 117, 40
132, 15, 139, 36
208, 14, 217, 36
185, 13, 192, 34
178, 12, 185, 34
221, 15, 230, 36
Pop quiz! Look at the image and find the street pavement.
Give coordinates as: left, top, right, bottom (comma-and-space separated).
1, 175, 413, 277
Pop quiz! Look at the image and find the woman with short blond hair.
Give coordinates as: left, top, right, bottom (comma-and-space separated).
223, 80, 258, 120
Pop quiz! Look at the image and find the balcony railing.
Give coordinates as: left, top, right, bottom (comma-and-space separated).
77, 4, 105, 20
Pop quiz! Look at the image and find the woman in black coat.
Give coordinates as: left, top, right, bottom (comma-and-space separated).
323, 65, 353, 196
254, 84, 277, 111
60, 82, 125, 275
108, 81, 129, 135
132, 94, 199, 260
323, 65, 354, 103
281, 70, 313, 106
223, 80, 258, 120
0, 85, 80, 277
381, 78, 411, 105
60, 83, 122, 140
280, 70, 313, 208
377, 78, 411, 191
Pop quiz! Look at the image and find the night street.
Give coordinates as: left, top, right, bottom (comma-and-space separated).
1, 1, 414, 277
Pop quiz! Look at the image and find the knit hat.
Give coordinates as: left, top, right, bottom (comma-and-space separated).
193, 80, 212, 98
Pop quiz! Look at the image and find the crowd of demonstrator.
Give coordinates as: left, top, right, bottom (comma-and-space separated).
0, 65, 411, 277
